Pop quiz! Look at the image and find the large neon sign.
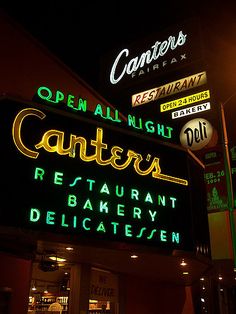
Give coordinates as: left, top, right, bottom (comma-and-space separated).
36, 86, 174, 141
0, 98, 208, 251
109, 30, 187, 85
12, 108, 187, 185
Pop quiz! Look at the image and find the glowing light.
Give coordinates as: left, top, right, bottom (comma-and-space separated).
180, 259, 187, 266
182, 271, 189, 275
12, 108, 188, 186
160, 90, 210, 112
48, 256, 66, 262
110, 30, 187, 85
131, 254, 138, 259
172, 102, 211, 120
179, 118, 213, 151
66, 247, 74, 251
218, 275, 223, 280
132, 71, 207, 107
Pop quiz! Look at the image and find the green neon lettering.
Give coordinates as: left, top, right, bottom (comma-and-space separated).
160, 230, 167, 242
117, 204, 125, 216
86, 179, 96, 191
115, 185, 124, 197
93, 104, 104, 117
147, 229, 157, 239
111, 222, 119, 234
94, 104, 121, 123
157, 125, 173, 138
99, 201, 108, 213
55, 90, 64, 103
158, 195, 166, 206
133, 207, 141, 219
46, 211, 55, 225
149, 210, 157, 222
61, 214, 68, 227
157, 124, 165, 136
69, 176, 82, 187
37, 86, 56, 103
125, 224, 133, 237
67, 94, 75, 108
145, 192, 153, 203
82, 217, 91, 230
165, 127, 173, 138
106, 106, 121, 122
127, 114, 143, 130
73, 216, 77, 228
145, 121, 155, 133
54, 171, 63, 185
30, 208, 40, 222
170, 197, 177, 208
67, 97, 87, 112
68, 195, 77, 207
34, 167, 44, 181
97, 221, 106, 232
172, 232, 180, 243
78, 98, 87, 112
83, 198, 93, 210
100, 183, 110, 194
136, 227, 146, 238
131, 189, 139, 200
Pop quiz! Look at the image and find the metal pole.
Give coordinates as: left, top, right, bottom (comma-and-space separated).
220, 103, 236, 268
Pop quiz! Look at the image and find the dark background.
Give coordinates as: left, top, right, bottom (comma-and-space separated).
2, 2, 236, 101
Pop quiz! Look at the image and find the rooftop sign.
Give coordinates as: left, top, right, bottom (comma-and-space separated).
110, 30, 187, 85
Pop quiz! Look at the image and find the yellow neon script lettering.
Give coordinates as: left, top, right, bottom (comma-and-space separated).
12, 108, 45, 158
12, 108, 188, 185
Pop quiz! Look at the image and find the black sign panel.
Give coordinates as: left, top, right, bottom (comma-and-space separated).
99, 18, 205, 108
0, 98, 209, 252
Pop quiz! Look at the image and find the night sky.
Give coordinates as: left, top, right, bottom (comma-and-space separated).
2, 2, 236, 95
2, 2, 236, 139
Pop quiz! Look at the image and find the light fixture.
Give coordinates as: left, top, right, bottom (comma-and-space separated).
66, 247, 74, 251
183, 271, 189, 275
130, 254, 138, 259
180, 259, 187, 266
31, 281, 37, 291
200, 277, 205, 281
218, 275, 223, 280
48, 256, 66, 262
